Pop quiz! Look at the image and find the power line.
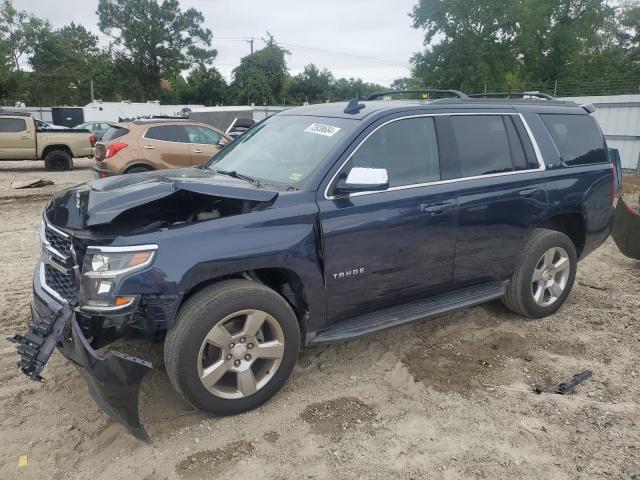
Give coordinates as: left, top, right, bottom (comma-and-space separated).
214, 36, 410, 68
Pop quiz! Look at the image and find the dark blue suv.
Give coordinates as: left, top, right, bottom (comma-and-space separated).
12, 91, 618, 439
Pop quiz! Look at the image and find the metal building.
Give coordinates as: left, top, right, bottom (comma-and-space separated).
560, 94, 640, 173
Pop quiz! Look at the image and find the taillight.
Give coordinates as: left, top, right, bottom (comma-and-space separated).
105, 143, 128, 158
89, 135, 96, 146
610, 162, 617, 206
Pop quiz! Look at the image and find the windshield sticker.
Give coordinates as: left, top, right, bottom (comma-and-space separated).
305, 123, 341, 137
289, 172, 303, 182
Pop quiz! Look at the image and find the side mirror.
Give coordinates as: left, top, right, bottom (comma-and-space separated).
334, 167, 389, 195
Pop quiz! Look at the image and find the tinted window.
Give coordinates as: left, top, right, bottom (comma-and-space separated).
450, 116, 513, 177
541, 114, 607, 165
145, 125, 183, 142
0, 118, 27, 133
185, 125, 221, 144
101, 126, 129, 141
344, 117, 440, 188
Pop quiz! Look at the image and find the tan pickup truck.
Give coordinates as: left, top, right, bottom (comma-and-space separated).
0, 111, 93, 170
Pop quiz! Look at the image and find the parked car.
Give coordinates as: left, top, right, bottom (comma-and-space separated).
226, 117, 256, 139
92, 118, 231, 176
0, 111, 93, 169
74, 121, 111, 140
12, 91, 619, 439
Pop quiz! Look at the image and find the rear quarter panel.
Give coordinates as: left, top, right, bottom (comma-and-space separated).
36, 131, 93, 158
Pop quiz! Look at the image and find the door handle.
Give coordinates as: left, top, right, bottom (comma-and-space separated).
420, 201, 455, 215
20, 135, 30, 139
518, 188, 542, 198
193, 149, 203, 153
143, 145, 155, 150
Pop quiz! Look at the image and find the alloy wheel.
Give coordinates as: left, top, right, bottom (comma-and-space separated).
197, 309, 285, 399
531, 246, 571, 307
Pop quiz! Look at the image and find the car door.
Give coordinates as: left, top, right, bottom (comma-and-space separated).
0, 117, 36, 159
317, 115, 458, 324
140, 124, 191, 169
443, 113, 549, 285
183, 124, 224, 166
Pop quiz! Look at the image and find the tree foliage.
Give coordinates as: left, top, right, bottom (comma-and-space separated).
409, 0, 640, 95
97, 0, 216, 98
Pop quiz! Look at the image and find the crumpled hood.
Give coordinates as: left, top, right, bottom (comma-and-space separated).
46, 168, 279, 230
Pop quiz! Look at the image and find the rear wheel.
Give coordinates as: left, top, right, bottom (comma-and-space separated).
503, 228, 577, 318
44, 150, 72, 171
164, 280, 300, 414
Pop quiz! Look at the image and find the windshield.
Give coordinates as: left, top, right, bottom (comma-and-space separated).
206, 115, 356, 186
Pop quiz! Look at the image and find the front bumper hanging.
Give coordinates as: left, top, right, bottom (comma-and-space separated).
9, 265, 154, 440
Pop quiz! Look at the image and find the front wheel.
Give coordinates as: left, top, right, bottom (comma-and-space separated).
503, 228, 577, 318
164, 280, 300, 415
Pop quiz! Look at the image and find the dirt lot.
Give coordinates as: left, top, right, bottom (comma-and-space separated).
0, 160, 639, 480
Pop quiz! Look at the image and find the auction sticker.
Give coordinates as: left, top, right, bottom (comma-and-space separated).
305, 123, 341, 137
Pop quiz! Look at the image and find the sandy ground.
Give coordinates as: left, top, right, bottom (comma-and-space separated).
0, 160, 639, 480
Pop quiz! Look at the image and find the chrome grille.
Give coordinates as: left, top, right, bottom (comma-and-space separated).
43, 264, 77, 303
41, 220, 79, 304
44, 225, 71, 258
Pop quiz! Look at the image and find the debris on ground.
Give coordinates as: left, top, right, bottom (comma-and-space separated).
533, 370, 593, 395
10, 179, 54, 189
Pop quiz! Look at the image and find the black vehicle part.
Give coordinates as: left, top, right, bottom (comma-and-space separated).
366, 89, 468, 100
44, 149, 73, 171
308, 281, 506, 344
58, 319, 153, 441
344, 98, 366, 114
611, 197, 640, 260
125, 165, 153, 174
468, 91, 554, 100
8, 302, 73, 381
533, 370, 593, 395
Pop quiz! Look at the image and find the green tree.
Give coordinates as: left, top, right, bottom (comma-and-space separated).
286, 64, 334, 103
29, 23, 100, 105
230, 34, 290, 104
181, 65, 227, 105
409, 0, 627, 95
97, 0, 216, 100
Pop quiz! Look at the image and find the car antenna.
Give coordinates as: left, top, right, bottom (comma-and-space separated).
343, 98, 365, 115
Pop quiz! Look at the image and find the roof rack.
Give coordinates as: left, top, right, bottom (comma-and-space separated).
468, 91, 555, 100
366, 89, 468, 100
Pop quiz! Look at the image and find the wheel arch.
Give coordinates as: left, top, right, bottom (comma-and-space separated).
175, 268, 310, 342
42, 144, 72, 158
538, 212, 586, 258
124, 161, 155, 173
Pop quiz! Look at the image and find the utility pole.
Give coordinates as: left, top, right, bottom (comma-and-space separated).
247, 37, 254, 54
90, 79, 95, 102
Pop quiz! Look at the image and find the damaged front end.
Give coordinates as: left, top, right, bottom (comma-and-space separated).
10, 244, 154, 440
11, 168, 280, 440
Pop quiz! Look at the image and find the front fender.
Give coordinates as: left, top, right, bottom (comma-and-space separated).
117, 198, 326, 332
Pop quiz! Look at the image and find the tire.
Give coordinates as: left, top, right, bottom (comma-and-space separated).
502, 228, 577, 318
164, 279, 300, 415
125, 165, 152, 174
44, 150, 72, 171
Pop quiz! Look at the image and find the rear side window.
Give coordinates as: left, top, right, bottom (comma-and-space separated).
541, 114, 607, 165
145, 125, 183, 143
345, 117, 440, 188
450, 115, 513, 177
185, 125, 222, 144
0, 118, 27, 133
101, 126, 129, 141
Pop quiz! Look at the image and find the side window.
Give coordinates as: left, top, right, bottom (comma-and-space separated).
0, 118, 27, 133
145, 125, 183, 142
185, 125, 222, 145
541, 114, 607, 165
450, 115, 513, 177
342, 117, 440, 188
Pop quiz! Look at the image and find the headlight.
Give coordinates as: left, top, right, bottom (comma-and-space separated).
80, 245, 157, 311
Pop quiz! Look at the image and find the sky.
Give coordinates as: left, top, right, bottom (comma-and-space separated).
13, 0, 427, 87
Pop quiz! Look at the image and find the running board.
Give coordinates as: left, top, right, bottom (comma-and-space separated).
308, 282, 507, 345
